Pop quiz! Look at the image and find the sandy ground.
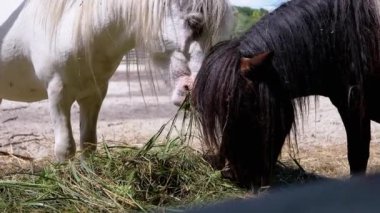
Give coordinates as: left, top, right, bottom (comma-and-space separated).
0, 61, 179, 163
1, 60, 380, 176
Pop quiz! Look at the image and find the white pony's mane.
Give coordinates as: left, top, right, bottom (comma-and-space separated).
25, 0, 232, 52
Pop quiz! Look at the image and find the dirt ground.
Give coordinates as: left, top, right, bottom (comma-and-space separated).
0, 61, 178, 163
1, 60, 380, 178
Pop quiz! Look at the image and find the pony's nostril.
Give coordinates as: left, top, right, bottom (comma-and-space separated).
184, 85, 190, 91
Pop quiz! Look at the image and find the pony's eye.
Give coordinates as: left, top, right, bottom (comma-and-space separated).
185, 13, 204, 38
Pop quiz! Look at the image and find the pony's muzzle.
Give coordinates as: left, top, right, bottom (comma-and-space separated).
171, 75, 193, 106
171, 84, 191, 106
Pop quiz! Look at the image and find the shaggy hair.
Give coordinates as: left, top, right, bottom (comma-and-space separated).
25, 0, 232, 52
192, 0, 380, 186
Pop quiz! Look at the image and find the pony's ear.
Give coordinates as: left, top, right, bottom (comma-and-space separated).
240, 51, 274, 75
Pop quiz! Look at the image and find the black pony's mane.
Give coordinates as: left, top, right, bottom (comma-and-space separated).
241, 0, 380, 96
192, 0, 380, 150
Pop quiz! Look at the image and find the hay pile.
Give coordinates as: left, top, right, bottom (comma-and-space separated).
0, 143, 248, 212
0, 104, 319, 212
0, 107, 246, 212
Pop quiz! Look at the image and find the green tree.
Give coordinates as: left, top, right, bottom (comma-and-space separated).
252, 9, 269, 23
233, 7, 268, 37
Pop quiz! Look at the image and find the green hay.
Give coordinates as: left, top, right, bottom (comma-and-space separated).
0, 101, 246, 212
0, 144, 246, 212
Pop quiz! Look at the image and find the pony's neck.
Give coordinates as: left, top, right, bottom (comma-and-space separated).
76, 0, 139, 59
243, 0, 380, 99
244, 0, 334, 98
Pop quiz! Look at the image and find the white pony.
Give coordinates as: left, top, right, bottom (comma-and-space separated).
0, 0, 235, 161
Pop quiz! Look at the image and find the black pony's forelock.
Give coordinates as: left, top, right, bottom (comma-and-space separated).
192, 40, 243, 150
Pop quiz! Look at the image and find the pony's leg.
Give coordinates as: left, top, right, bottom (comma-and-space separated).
77, 85, 108, 158
47, 76, 76, 161
331, 98, 371, 174
341, 111, 370, 174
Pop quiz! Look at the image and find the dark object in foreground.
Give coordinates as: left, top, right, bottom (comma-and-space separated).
187, 174, 380, 213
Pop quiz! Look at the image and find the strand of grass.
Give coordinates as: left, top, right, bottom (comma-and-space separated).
21, 197, 81, 210
180, 101, 195, 143
102, 142, 113, 160
137, 94, 194, 157
79, 162, 145, 211
165, 97, 194, 152
1, 172, 55, 181
165, 100, 186, 142
0, 181, 52, 189
104, 145, 143, 150
137, 102, 187, 156
67, 165, 138, 210
167, 95, 192, 136
290, 157, 306, 173
137, 123, 168, 157
57, 183, 107, 210
20, 202, 59, 212
0, 180, 83, 211
55, 171, 130, 211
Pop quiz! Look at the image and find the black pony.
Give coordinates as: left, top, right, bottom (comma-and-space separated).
192, 0, 380, 188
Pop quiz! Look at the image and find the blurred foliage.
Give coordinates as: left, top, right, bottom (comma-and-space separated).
234, 6, 269, 37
